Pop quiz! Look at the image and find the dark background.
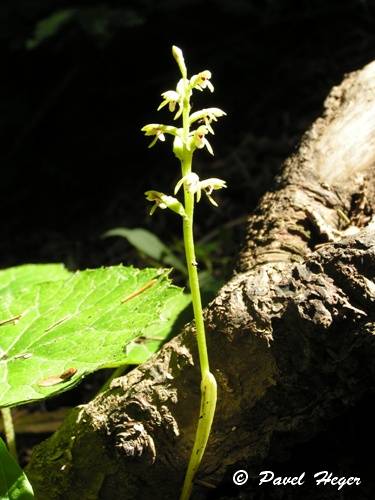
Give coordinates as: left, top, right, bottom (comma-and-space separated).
3, 0, 375, 273
2, 1, 375, 498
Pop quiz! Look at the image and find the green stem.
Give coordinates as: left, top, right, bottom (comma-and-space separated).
182, 185, 209, 375
1, 407, 18, 461
179, 150, 217, 500
165, 69, 218, 500
180, 372, 217, 500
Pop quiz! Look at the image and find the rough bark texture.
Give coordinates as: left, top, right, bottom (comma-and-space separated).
27, 61, 375, 499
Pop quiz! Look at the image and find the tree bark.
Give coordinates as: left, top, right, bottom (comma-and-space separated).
27, 61, 375, 499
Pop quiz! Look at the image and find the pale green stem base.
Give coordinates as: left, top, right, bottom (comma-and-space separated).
1, 407, 18, 461
179, 372, 217, 500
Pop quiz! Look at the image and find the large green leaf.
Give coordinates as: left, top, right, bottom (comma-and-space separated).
0, 265, 190, 408
0, 437, 34, 499
0, 264, 70, 294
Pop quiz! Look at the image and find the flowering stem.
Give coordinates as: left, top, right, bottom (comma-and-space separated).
142, 46, 225, 500
179, 98, 217, 499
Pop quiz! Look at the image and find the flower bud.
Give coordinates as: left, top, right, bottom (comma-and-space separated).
172, 46, 187, 78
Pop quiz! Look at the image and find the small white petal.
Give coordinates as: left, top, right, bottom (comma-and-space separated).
204, 138, 214, 155
205, 191, 218, 206
207, 80, 214, 92
173, 106, 183, 120
174, 177, 184, 195
206, 121, 214, 135
157, 100, 168, 111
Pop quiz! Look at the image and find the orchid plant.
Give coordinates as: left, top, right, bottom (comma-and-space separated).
142, 46, 226, 500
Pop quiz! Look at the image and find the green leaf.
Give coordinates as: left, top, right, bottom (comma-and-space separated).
103, 227, 187, 274
0, 437, 34, 499
0, 265, 190, 408
25, 7, 145, 50
0, 264, 71, 294
26, 9, 77, 50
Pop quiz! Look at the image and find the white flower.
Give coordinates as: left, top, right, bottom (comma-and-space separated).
199, 178, 227, 206
174, 173, 226, 206
158, 90, 181, 113
191, 125, 214, 155
190, 70, 214, 92
174, 172, 201, 197
141, 124, 178, 148
189, 107, 226, 134
145, 190, 186, 217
